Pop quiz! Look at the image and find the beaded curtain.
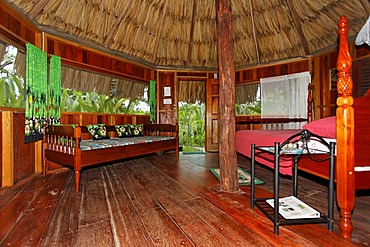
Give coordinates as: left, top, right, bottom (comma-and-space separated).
25, 43, 47, 143
149, 80, 156, 123
48, 55, 61, 125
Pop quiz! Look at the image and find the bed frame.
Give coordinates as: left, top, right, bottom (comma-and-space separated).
42, 123, 179, 192
236, 16, 370, 239
295, 16, 370, 239
334, 15, 370, 239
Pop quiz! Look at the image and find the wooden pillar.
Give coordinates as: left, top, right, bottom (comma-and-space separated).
2, 111, 14, 186
336, 15, 355, 239
216, 0, 238, 192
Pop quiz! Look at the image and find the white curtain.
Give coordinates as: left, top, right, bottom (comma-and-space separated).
356, 15, 370, 46
261, 71, 310, 129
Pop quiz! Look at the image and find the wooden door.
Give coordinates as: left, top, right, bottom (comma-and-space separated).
205, 78, 219, 152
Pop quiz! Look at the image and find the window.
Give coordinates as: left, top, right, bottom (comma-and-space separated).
0, 43, 25, 108
235, 83, 261, 115
260, 71, 311, 129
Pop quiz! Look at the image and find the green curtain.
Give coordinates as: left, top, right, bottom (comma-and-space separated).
149, 80, 156, 123
48, 55, 61, 125
25, 43, 47, 143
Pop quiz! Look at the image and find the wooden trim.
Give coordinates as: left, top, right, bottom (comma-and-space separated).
0, 0, 40, 33
2, 111, 13, 186
44, 33, 154, 82
0, 0, 41, 48
0, 107, 24, 112
34, 141, 42, 173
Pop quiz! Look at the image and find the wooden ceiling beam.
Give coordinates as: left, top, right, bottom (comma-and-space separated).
286, 0, 310, 55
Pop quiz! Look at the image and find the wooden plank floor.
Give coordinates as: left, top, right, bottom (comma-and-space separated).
0, 152, 368, 246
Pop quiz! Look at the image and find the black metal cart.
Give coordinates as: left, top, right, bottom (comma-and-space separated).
250, 130, 336, 234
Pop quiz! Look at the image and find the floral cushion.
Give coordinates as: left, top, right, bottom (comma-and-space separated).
115, 124, 132, 138
87, 124, 110, 140
131, 124, 143, 136
115, 124, 143, 137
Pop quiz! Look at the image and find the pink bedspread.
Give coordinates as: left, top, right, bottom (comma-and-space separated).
236, 129, 302, 176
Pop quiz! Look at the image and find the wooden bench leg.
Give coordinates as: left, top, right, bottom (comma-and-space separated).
42, 159, 49, 177
74, 170, 81, 192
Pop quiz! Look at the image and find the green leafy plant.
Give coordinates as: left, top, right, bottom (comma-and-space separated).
60, 88, 148, 114
236, 100, 261, 115
0, 51, 25, 108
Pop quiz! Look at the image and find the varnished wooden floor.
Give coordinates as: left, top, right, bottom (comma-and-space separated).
0, 152, 369, 246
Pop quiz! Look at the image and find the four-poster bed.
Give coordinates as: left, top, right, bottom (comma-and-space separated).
236, 16, 370, 239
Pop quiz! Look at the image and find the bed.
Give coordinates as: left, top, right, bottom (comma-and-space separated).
43, 123, 179, 192
236, 15, 370, 239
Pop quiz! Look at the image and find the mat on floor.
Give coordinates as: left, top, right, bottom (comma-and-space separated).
209, 166, 264, 185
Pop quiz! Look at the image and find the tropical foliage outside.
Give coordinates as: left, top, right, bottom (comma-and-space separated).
60, 88, 149, 114
0, 47, 24, 108
178, 102, 205, 152
235, 100, 261, 115
1, 45, 149, 114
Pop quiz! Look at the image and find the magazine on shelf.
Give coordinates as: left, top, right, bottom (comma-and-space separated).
266, 196, 320, 219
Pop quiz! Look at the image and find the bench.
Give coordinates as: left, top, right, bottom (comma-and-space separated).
42, 123, 179, 192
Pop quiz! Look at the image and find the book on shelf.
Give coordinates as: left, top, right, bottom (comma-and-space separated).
266, 196, 320, 219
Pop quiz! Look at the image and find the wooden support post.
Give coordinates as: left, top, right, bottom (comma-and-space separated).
216, 0, 238, 192
2, 111, 14, 186
336, 15, 355, 239
34, 141, 43, 173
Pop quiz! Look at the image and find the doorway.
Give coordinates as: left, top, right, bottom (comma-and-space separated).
178, 80, 206, 154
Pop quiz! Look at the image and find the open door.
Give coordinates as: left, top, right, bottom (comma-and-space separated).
205, 78, 219, 152
178, 80, 206, 154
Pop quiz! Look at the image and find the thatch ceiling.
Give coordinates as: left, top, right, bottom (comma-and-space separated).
6, 0, 370, 70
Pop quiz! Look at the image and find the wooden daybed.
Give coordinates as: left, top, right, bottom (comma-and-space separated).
236, 16, 370, 239
43, 123, 179, 192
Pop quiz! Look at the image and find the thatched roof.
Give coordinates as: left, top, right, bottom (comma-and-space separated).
6, 0, 370, 70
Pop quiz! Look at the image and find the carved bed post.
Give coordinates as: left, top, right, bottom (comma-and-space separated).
307, 83, 314, 122
336, 15, 355, 239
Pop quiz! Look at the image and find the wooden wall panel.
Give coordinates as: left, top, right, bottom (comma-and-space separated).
60, 114, 80, 125
133, 115, 150, 125
12, 113, 35, 184
157, 71, 176, 124
45, 35, 153, 83
114, 115, 132, 125
355, 44, 370, 59
0, 111, 2, 186
60, 112, 150, 126
235, 60, 309, 84
311, 51, 337, 119
0, 1, 40, 47
353, 57, 370, 98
